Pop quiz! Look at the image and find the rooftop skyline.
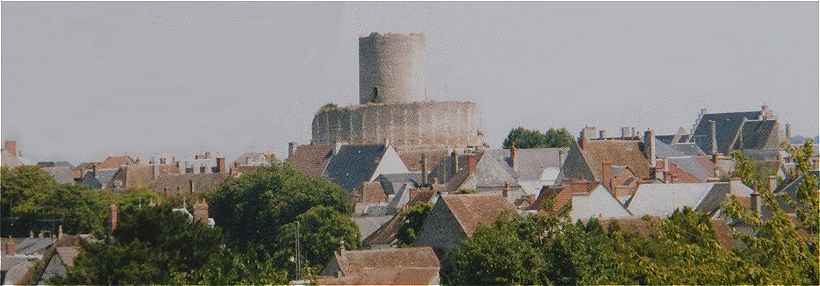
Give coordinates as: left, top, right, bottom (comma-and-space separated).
2, 2, 817, 163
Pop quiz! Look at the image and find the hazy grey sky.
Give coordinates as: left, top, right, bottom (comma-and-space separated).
2, 2, 817, 163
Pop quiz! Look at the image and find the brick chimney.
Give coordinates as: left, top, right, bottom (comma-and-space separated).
785, 123, 792, 142
579, 130, 589, 149
4, 236, 16, 255
502, 181, 510, 198
216, 157, 226, 174
750, 189, 761, 218
644, 129, 656, 168
4, 140, 17, 157
466, 154, 478, 175
601, 160, 612, 191
767, 175, 777, 192
420, 153, 428, 186
450, 150, 459, 177
193, 200, 209, 225
709, 120, 718, 155
152, 163, 159, 180
109, 204, 118, 233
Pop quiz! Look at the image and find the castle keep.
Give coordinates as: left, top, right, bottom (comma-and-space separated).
311, 32, 483, 148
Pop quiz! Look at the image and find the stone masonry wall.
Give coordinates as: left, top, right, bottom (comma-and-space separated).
312, 101, 482, 148
359, 33, 426, 104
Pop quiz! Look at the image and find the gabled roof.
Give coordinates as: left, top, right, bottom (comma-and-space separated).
328, 247, 439, 275
352, 215, 392, 240
691, 110, 778, 155
571, 140, 651, 180
287, 144, 335, 177
530, 181, 599, 211
315, 267, 439, 285
440, 193, 515, 236
114, 164, 180, 190
353, 181, 387, 203
396, 149, 449, 173
97, 155, 136, 170
473, 148, 564, 189
323, 144, 388, 191
670, 143, 706, 156
42, 166, 75, 184
627, 181, 753, 217
15, 237, 55, 255
377, 173, 421, 195
655, 140, 686, 158
737, 120, 781, 150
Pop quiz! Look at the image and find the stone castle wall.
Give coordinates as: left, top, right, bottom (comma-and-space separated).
312, 101, 481, 147
359, 33, 426, 104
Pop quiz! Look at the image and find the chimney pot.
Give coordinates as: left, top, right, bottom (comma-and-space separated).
750, 191, 762, 217
216, 157, 226, 174
709, 120, 718, 155
767, 175, 777, 192
502, 182, 510, 198
467, 154, 478, 175
420, 153, 428, 186
644, 129, 656, 168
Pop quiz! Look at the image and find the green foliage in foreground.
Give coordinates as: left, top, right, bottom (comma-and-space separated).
444, 140, 819, 285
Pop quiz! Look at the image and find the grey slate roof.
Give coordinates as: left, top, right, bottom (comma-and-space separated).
352, 215, 392, 241
690, 111, 779, 155
670, 143, 705, 156
627, 181, 753, 217
377, 173, 421, 195
42, 166, 75, 184
323, 144, 387, 191
1, 256, 33, 285
79, 169, 118, 189
655, 140, 686, 158
476, 148, 565, 188
668, 157, 712, 182
15, 237, 55, 255
737, 120, 781, 150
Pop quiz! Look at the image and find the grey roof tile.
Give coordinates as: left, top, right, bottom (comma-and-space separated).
324, 144, 387, 191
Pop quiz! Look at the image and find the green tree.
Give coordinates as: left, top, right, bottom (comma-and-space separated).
176, 248, 288, 285
1, 166, 107, 236
1, 166, 58, 222
502, 127, 573, 149
396, 203, 432, 246
209, 163, 351, 251
443, 213, 546, 285
57, 205, 224, 284
275, 206, 360, 275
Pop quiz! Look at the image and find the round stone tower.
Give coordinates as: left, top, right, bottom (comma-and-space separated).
311, 32, 484, 150
359, 32, 426, 104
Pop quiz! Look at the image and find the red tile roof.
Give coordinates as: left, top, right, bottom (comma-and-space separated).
581, 140, 651, 179
441, 193, 515, 236
97, 155, 136, 170
531, 180, 598, 211
287, 144, 335, 177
